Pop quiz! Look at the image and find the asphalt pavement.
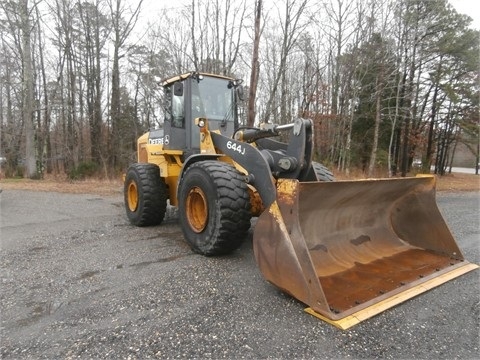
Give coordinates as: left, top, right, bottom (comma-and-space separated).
0, 189, 479, 359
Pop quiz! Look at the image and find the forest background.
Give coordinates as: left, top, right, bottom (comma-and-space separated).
0, 0, 478, 180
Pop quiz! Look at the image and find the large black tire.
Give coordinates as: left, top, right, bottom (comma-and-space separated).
178, 160, 252, 256
124, 163, 167, 226
303, 161, 335, 182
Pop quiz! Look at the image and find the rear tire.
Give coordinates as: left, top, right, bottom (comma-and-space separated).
178, 160, 251, 256
304, 161, 335, 182
124, 163, 167, 226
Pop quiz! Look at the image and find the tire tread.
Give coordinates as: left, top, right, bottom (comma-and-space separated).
124, 163, 167, 226
180, 161, 251, 255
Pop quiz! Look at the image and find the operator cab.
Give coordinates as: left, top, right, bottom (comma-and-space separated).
161, 72, 243, 159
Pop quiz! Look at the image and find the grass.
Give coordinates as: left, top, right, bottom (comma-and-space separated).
0, 171, 478, 195
333, 170, 479, 192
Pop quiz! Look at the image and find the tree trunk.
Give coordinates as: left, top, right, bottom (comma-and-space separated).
247, 0, 262, 127
20, 0, 36, 178
111, 11, 121, 170
425, 71, 441, 173
36, 5, 52, 175
191, 0, 199, 71
93, 5, 103, 168
109, 0, 142, 171
368, 76, 382, 177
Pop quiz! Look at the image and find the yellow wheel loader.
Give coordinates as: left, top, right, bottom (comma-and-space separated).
124, 72, 478, 329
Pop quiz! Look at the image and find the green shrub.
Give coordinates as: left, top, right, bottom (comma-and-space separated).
68, 161, 99, 180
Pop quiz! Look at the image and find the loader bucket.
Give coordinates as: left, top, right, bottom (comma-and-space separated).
253, 176, 478, 329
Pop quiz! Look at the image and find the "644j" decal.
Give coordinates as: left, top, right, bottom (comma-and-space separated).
226, 140, 246, 155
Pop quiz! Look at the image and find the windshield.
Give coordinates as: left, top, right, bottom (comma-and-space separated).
191, 76, 235, 122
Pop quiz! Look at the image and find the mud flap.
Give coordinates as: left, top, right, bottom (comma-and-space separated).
252, 176, 478, 329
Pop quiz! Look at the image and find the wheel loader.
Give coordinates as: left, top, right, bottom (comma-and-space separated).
124, 72, 478, 329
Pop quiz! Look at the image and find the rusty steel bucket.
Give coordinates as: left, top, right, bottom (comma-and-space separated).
253, 176, 478, 329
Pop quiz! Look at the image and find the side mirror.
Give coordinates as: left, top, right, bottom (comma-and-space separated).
173, 82, 183, 96
236, 85, 245, 101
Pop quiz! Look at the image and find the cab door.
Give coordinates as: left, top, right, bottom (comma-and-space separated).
163, 81, 187, 151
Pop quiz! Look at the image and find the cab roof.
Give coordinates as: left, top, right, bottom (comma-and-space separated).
161, 72, 234, 87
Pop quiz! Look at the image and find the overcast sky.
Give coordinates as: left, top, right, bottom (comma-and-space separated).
449, 0, 480, 29
137, 0, 480, 30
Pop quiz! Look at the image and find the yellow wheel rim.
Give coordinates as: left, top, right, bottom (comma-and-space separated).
127, 181, 139, 212
186, 186, 208, 233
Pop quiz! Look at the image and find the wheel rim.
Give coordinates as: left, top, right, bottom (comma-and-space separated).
186, 186, 208, 233
127, 181, 139, 212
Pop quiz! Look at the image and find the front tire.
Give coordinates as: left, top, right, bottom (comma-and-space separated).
303, 161, 335, 182
124, 163, 167, 226
178, 161, 251, 256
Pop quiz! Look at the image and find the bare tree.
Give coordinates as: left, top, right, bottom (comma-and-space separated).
108, 0, 143, 171
1, 0, 477, 180
262, 0, 310, 124
188, 0, 247, 74
19, 0, 36, 178
322, 0, 355, 116
76, 0, 110, 169
247, 0, 262, 127
0, 38, 22, 176
366, 1, 395, 177
317, 0, 356, 167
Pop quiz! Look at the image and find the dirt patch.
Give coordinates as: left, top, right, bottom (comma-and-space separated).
0, 172, 478, 195
0, 177, 123, 196
432, 173, 480, 192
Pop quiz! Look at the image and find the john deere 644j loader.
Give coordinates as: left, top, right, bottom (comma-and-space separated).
124, 72, 478, 329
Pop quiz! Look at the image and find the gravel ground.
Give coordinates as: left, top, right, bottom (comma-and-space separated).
0, 189, 479, 359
